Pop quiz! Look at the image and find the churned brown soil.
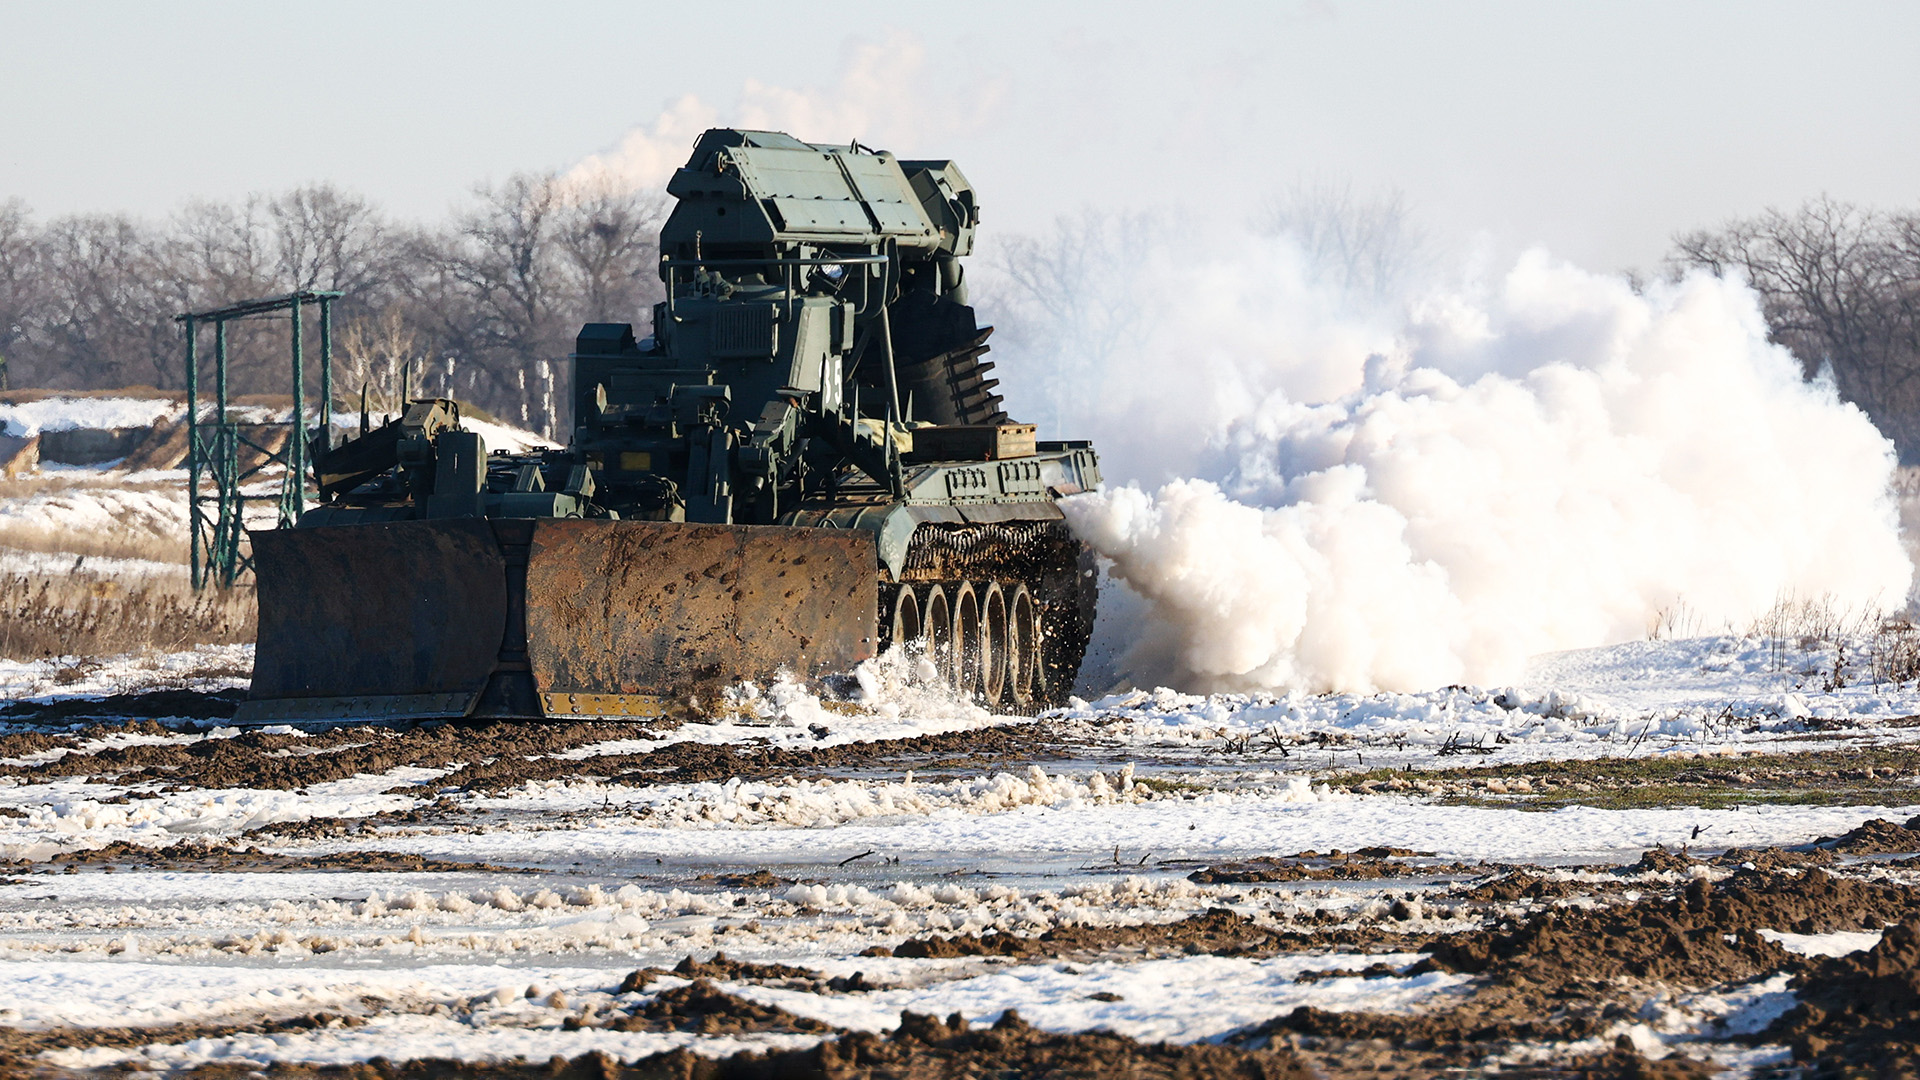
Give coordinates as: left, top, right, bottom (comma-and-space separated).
611, 955, 829, 996
0, 720, 636, 790
1253, 1009, 1723, 1078
0, 689, 245, 730
667, 953, 823, 983
1765, 917, 1920, 1077
1188, 848, 1476, 884
1812, 814, 1920, 854
48, 1010, 1309, 1080
430, 723, 1061, 792
0, 714, 1059, 796
0, 1011, 366, 1075
12, 696, 1920, 1078
881, 861, 1920, 972
614, 957, 888, 998
1329, 745, 1920, 811
860, 864, 1920, 1076
8, 861, 1914, 1077
880, 906, 1421, 961
1266, 867, 1920, 1075
1460, 870, 1585, 902
1496, 1048, 1724, 1079
590, 980, 834, 1035
6, 839, 523, 874
1421, 868, 1920, 983
243, 807, 446, 841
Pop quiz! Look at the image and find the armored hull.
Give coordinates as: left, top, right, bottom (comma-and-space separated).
240, 128, 1102, 723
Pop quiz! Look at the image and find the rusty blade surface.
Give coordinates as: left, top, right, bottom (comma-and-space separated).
524, 520, 878, 702
249, 520, 508, 702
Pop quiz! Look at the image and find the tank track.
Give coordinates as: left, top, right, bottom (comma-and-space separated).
878, 520, 1096, 709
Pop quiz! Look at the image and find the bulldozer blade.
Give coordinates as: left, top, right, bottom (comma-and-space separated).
239, 520, 509, 724
524, 520, 878, 717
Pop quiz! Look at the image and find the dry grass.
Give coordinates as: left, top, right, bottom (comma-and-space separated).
0, 463, 190, 564
1730, 592, 1920, 691
0, 471, 183, 495
1744, 593, 1874, 676
0, 437, 260, 666
1868, 616, 1920, 688
0, 571, 254, 662
0, 522, 187, 565
1647, 599, 1708, 641
1745, 592, 1871, 645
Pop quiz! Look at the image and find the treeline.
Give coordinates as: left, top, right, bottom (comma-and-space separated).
5, 179, 1920, 462
1669, 197, 1920, 462
0, 178, 668, 433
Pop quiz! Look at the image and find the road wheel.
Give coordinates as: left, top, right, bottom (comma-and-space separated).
1007, 583, 1039, 709
923, 584, 952, 686
952, 581, 981, 698
890, 585, 922, 654
979, 582, 1007, 708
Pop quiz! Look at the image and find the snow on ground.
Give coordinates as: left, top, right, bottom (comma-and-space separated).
0, 547, 189, 581
0, 398, 182, 438
0, 868, 1242, 967
328, 411, 556, 456
1527, 634, 1915, 718
1758, 928, 1886, 957
0, 483, 187, 543
463, 416, 559, 454
0, 644, 251, 704
11, 948, 1469, 1069
734, 953, 1468, 1042
1053, 631, 1920, 770
0, 773, 417, 861
368, 786, 1915, 869
0, 958, 618, 1029
2, 631, 1918, 1074
4, 952, 1462, 1039
48, 1022, 822, 1073
1530, 972, 1802, 1076
48, 1021, 821, 1073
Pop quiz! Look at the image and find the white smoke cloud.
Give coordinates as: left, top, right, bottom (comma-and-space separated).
1051, 248, 1911, 694
561, 54, 1910, 700
567, 32, 1002, 190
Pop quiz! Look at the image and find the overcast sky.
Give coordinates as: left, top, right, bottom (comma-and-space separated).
3, 0, 1916, 273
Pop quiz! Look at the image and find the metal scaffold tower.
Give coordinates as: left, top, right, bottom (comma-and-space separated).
177, 291, 342, 590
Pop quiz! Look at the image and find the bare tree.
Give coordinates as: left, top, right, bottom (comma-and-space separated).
335, 306, 432, 418
1258, 180, 1427, 304
553, 178, 668, 322
0, 174, 676, 427
1671, 197, 1920, 460
418, 173, 572, 410
453, 172, 566, 356
983, 209, 1162, 435
0, 200, 41, 387
172, 197, 275, 304
268, 184, 394, 296
34, 214, 177, 389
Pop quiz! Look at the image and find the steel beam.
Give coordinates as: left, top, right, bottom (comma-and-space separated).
176, 289, 342, 590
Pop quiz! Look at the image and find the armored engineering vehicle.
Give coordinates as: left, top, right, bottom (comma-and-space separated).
240, 129, 1101, 724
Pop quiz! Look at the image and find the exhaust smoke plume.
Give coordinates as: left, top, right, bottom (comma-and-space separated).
568, 32, 1001, 191
994, 243, 1910, 694
572, 54, 1911, 698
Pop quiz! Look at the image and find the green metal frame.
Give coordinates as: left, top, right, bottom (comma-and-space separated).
176, 290, 342, 590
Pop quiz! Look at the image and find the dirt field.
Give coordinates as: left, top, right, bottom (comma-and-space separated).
3, 670, 1920, 1078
